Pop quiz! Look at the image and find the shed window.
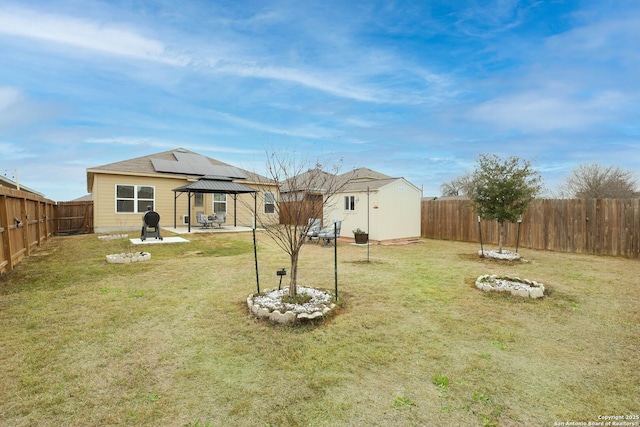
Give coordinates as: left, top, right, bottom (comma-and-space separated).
116, 185, 155, 213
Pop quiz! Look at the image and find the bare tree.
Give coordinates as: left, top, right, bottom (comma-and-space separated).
562, 163, 637, 198
440, 173, 474, 197
252, 150, 349, 296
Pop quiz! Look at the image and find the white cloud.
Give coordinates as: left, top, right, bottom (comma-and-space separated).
84, 136, 258, 155
85, 137, 172, 147
0, 140, 36, 160
0, 86, 21, 109
216, 62, 387, 103
209, 110, 333, 140
469, 88, 629, 132
546, 15, 640, 60
0, 6, 454, 105
0, 7, 412, 104
453, 0, 533, 37
0, 6, 186, 66
0, 86, 57, 129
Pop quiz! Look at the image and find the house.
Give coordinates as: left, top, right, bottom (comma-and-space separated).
281, 167, 422, 242
86, 148, 277, 233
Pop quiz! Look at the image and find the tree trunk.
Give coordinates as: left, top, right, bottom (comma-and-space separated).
498, 221, 504, 253
289, 252, 299, 296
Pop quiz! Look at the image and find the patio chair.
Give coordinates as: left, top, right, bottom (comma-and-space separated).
212, 212, 226, 228
141, 209, 163, 241
306, 218, 322, 242
197, 212, 213, 228
318, 220, 342, 246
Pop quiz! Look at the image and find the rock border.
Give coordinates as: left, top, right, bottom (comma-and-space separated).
247, 287, 337, 325
99, 234, 129, 241
106, 252, 151, 264
476, 274, 545, 299
479, 249, 521, 261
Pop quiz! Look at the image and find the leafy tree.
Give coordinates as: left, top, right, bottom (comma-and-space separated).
470, 154, 543, 253
252, 150, 348, 296
562, 163, 637, 198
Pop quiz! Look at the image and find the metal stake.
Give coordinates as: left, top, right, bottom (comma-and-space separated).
253, 195, 260, 294
334, 222, 338, 301
478, 215, 484, 257
516, 216, 522, 253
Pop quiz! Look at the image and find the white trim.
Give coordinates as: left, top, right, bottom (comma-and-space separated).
344, 195, 356, 211
213, 193, 227, 214
264, 191, 276, 215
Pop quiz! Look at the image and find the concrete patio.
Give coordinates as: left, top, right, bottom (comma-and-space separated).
162, 226, 256, 235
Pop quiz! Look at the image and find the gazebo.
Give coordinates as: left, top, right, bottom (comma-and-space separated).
172, 175, 258, 232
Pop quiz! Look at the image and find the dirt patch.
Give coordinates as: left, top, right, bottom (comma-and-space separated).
381, 239, 422, 246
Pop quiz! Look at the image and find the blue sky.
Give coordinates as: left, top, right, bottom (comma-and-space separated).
1, 0, 639, 200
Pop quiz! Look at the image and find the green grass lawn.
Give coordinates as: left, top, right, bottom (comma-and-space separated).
1, 231, 638, 426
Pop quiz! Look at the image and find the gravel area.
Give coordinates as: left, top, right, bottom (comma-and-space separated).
252, 286, 333, 314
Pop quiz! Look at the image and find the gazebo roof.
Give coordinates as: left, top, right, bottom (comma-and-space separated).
172, 176, 257, 194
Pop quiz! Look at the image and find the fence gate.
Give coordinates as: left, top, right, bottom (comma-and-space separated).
55, 201, 94, 234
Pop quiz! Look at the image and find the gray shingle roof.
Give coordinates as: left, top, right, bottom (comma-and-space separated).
86, 148, 271, 192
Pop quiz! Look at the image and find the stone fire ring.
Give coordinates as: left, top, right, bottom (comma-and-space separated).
247, 286, 336, 325
476, 274, 545, 299
106, 252, 151, 264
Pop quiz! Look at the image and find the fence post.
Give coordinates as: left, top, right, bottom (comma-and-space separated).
36, 201, 43, 246
0, 194, 13, 272
21, 195, 30, 256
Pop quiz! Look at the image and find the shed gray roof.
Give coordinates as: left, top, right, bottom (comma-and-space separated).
342, 177, 401, 192
279, 167, 395, 193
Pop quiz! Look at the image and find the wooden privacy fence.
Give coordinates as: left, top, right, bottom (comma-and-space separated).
0, 187, 57, 274
56, 201, 94, 235
278, 200, 324, 226
422, 198, 640, 258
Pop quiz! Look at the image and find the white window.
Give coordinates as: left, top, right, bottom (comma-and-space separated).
116, 185, 155, 213
264, 192, 276, 214
213, 193, 227, 213
344, 195, 355, 211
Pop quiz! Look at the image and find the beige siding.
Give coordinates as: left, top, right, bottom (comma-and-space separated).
247, 184, 281, 227
373, 181, 421, 241
93, 173, 278, 233
93, 173, 187, 232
